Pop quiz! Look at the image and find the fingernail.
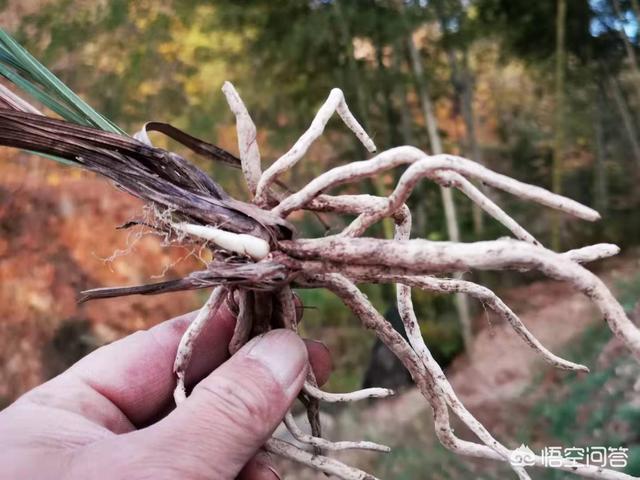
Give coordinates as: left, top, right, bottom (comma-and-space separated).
304, 338, 332, 368
254, 452, 282, 480
246, 330, 307, 395
266, 465, 282, 480
305, 338, 329, 352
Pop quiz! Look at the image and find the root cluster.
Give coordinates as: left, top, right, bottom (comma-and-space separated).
160, 83, 640, 479
0, 40, 635, 478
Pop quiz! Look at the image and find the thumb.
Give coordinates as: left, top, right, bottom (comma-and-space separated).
124, 329, 308, 479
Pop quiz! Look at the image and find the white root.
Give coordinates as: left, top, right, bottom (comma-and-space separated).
291, 241, 619, 278
289, 242, 623, 371
303, 382, 394, 402
397, 274, 586, 371
384, 209, 530, 477
294, 169, 624, 479
283, 412, 391, 452
162, 84, 638, 480
274, 146, 599, 222
316, 273, 529, 480
388, 203, 586, 373
341, 169, 540, 244
171, 222, 270, 260
321, 273, 635, 480
434, 171, 539, 244
255, 88, 376, 204
394, 280, 534, 477
342, 156, 596, 241
563, 243, 621, 263
307, 193, 409, 221
282, 237, 640, 362
173, 286, 226, 404
221, 81, 262, 196
265, 438, 381, 480
291, 196, 597, 373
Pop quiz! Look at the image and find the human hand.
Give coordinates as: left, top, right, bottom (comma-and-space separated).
0, 301, 331, 480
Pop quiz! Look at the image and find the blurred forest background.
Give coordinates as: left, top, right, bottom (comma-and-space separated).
2, 0, 640, 478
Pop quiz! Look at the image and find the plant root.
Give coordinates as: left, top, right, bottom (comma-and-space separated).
164, 83, 640, 479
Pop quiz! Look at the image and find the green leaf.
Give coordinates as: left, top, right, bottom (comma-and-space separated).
0, 64, 86, 124
0, 28, 125, 134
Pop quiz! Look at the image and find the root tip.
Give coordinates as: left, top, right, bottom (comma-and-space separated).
173, 387, 186, 405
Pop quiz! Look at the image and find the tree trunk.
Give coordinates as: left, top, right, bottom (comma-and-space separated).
374, 30, 402, 148
551, 0, 567, 251
461, 55, 485, 237
332, 0, 371, 140
393, 40, 431, 237
433, 0, 485, 237
393, 41, 416, 146
593, 85, 608, 215
609, 74, 640, 167
611, 0, 640, 101
407, 34, 460, 240
332, 0, 390, 206
631, 0, 640, 25
447, 45, 485, 237
407, 31, 473, 352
